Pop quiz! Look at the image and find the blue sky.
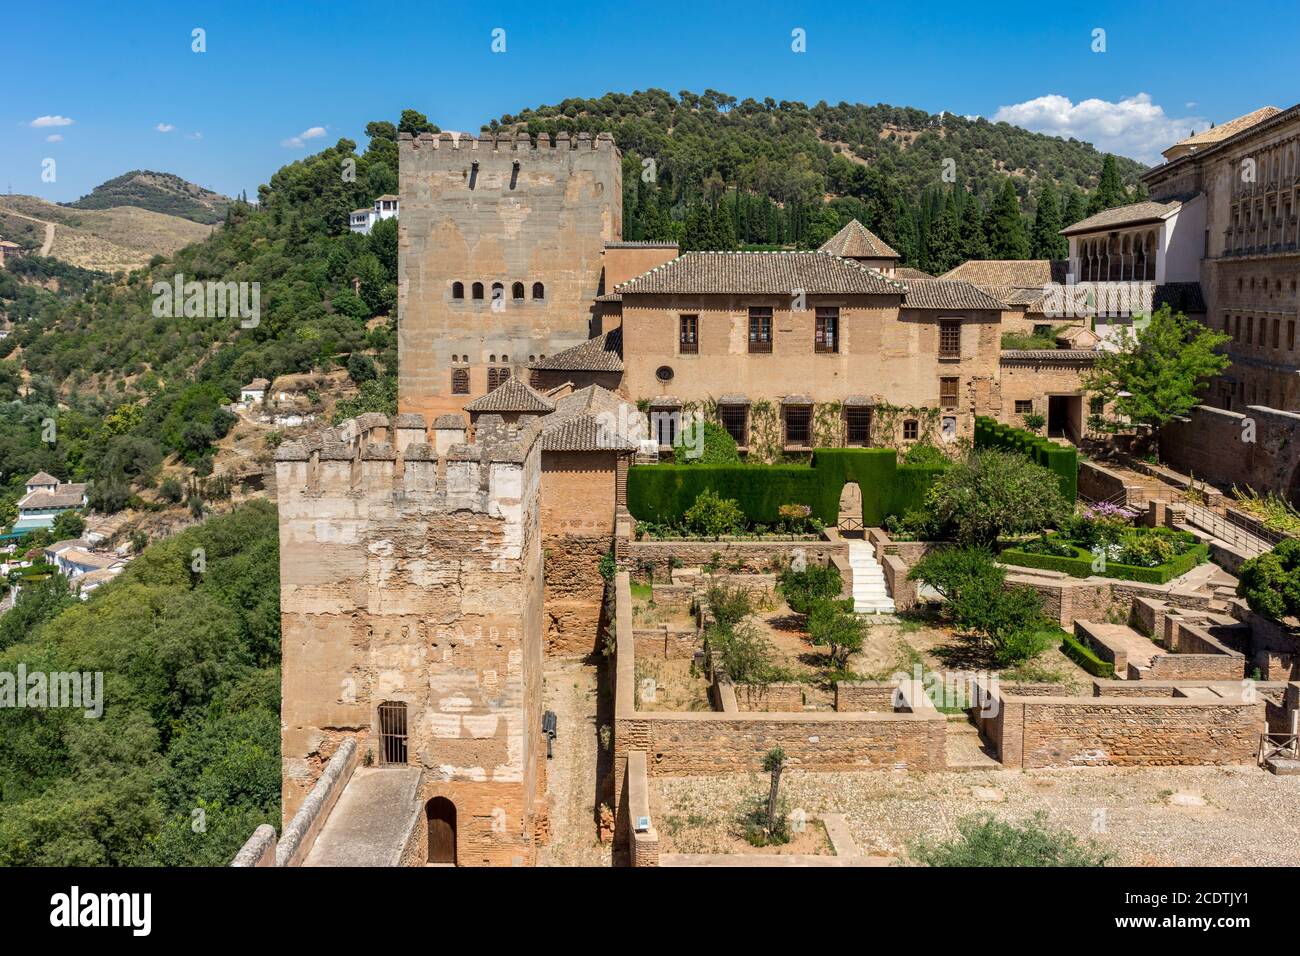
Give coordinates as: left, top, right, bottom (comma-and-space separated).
4, 0, 1298, 203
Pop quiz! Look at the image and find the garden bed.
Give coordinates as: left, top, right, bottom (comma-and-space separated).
1000, 536, 1208, 585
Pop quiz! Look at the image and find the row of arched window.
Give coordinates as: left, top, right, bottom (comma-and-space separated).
451, 281, 545, 301
1076, 230, 1157, 282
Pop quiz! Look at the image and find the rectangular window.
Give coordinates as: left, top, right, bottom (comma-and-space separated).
679, 314, 698, 354
784, 405, 811, 446
651, 409, 678, 447
940, 377, 959, 410
718, 404, 748, 446
939, 320, 961, 359
845, 406, 871, 445
748, 307, 772, 353
902, 419, 919, 441
1274, 318, 1281, 349
1089, 396, 1105, 415
1247, 316, 1254, 343
1014, 399, 1033, 414
1289, 321, 1295, 351
815, 307, 839, 353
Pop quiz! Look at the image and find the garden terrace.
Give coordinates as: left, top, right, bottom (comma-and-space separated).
974, 416, 1077, 501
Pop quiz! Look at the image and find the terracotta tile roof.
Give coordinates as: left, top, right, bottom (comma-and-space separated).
614, 251, 904, 296
1000, 349, 1099, 364
540, 415, 638, 452
463, 377, 556, 413
1060, 200, 1182, 236
1166, 107, 1282, 153
595, 292, 622, 303
18, 484, 88, 510
940, 260, 1070, 286
980, 285, 1046, 308
901, 278, 1008, 311
605, 241, 678, 249
894, 267, 935, 280
529, 328, 624, 372
26, 471, 59, 486
540, 384, 642, 452
818, 219, 900, 259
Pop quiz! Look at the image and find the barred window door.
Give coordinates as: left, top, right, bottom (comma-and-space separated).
378, 701, 408, 766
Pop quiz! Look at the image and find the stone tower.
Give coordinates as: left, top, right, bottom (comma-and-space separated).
397, 129, 622, 422
275, 410, 546, 866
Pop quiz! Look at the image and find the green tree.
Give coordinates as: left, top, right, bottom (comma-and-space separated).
926, 191, 963, 275
1084, 305, 1231, 428
683, 488, 745, 538
1086, 154, 1127, 215
807, 598, 867, 668
778, 564, 843, 615
50, 510, 85, 540
922, 449, 1070, 545
958, 194, 989, 261
1062, 188, 1086, 232
397, 109, 438, 136
985, 179, 1031, 259
673, 419, 740, 464
1237, 539, 1300, 620
1030, 180, 1067, 260
910, 812, 1110, 866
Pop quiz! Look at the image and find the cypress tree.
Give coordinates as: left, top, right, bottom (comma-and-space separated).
927, 190, 963, 275
985, 178, 1031, 259
1030, 180, 1067, 260
1086, 154, 1127, 215
959, 192, 989, 261
1063, 188, 1086, 231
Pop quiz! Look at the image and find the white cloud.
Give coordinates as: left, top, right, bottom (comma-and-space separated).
45, 134, 63, 143
155, 123, 175, 133
991, 93, 1207, 164
187, 131, 203, 140
30, 115, 74, 128
281, 125, 327, 148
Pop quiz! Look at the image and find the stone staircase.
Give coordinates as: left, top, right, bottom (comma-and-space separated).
847, 540, 895, 614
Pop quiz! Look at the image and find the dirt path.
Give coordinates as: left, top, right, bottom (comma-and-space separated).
4, 209, 54, 255
537, 657, 611, 867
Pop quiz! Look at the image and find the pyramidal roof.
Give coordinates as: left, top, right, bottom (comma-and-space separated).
818, 219, 900, 260
1162, 106, 1282, 159
463, 376, 556, 414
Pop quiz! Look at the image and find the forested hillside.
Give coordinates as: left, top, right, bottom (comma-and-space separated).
0, 502, 279, 866
494, 90, 1148, 273
65, 170, 233, 225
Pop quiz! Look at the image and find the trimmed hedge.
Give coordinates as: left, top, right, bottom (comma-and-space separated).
627, 448, 946, 526
998, 540, 1209, 585
1060, 631, 1116, 679
974, 416, 1077, 502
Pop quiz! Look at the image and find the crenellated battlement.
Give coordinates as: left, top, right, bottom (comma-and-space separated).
274, 411, 542, 518
398, 129, 617, 154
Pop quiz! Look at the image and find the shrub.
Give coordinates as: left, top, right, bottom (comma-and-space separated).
1022, 412, 1046, 433
158, 476, 184, 504
807, 598, 867, 667
924, 448, 1070, 545
903, 442, 947, 468
704, 584, 755, 630
1060, 631, 1115, 678
683, 488, 746, 538
910, 812, 1110, 867
50, 510, 85, 540
707, 621, 775, 684
777, 502, 813, 534
1237, 539, 1300, 620
778, 564, 843, 615
673, 419, 740, 465
908, 547, 1049, 662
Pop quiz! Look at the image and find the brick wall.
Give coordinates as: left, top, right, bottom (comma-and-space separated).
734, 682, 805, 712
835, 681, 899, 712
633, 626, 699, 661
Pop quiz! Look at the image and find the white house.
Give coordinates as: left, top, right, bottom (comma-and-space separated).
14, 472, 88, 533
348, 194, 399, 235
240, 378, 270, 403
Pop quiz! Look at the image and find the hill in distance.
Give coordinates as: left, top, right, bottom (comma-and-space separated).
65, 170, 232, 225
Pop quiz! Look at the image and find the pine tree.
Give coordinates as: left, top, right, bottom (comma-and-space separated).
958, 192, 989, 261
1030, 180, 1067, 260
927, 191, 963, 275
883, 195, 920, 267
1086, 154, 1127, 216
985, 179, 1031, 260
714, 198, 738, 250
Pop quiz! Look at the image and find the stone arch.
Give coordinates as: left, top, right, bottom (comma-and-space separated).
426, 797, 456, 865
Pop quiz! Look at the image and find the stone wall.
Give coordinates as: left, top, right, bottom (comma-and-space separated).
275, 412, 546, 866
230, 824, 277, 867
633, 626, 698, 661
734, 682, 805, 712
834, 681, 899, 712
274, 737, 359, 867
1161, 403, 1300, 501
397, 131, 621, 423
621, 537, 841, 577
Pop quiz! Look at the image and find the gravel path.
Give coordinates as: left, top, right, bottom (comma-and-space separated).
653, 764, 1300, 866
537, 658, 611, 867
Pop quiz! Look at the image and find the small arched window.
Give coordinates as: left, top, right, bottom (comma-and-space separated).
532, 282, 545, 300
452, 281, 464, 300
472, 282, 485, 300
512, 282, 525, 300
451, 368, 469, 394
491, 281, 504, 301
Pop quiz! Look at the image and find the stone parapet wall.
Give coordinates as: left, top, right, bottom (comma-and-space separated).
275, 737, 359, 867
620, 537, 841, 577
835, 681, 899, 712
734, 682, 804, 712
